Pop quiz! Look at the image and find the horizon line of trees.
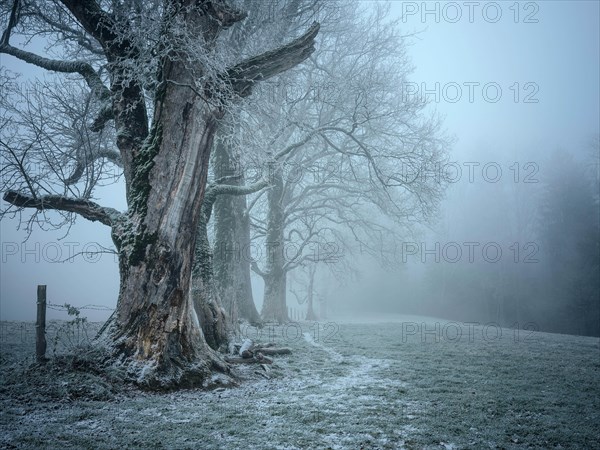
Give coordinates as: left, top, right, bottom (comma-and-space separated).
408, 140, 600, 337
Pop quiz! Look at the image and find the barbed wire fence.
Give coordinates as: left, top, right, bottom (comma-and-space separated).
0, 286, 317, 361
1, 306, 309, 345
46, 302, 115, 313
0, 290, 115, 361
46, 302, 114, 356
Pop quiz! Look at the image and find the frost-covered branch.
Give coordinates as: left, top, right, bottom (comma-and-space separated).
0, 0, 19, 47
225, 22, 320, 97
0, 42, 109, 101
1, 1, 112, 134
58, 0, 123, 52
3, 190, 123, 227
202, 178, 270, 223
64, 148, 122, 185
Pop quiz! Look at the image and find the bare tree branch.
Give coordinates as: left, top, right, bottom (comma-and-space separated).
3, 190, 123, 227
250, 260, 267, 278
58, 0, 149, 163
225, 22, 320, 97
0, 0, 20, 47
0, 1, 113, 134
64, 147, 122, 185
0, 44, 109, 100
58, 0, 120, 51
202, 178, 270, 223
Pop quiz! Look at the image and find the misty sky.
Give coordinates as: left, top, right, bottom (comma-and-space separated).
1, 1, 599, 321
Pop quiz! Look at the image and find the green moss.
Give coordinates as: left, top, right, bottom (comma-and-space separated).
130, 231, 158, 267
114, 218, 158, 268
113, 123, 164, 268
129, 124, 163, 216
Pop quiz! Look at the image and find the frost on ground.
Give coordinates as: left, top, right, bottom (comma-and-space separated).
1, 316, 599, 449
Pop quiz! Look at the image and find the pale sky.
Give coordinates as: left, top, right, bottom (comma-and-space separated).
1, 1, 599, 321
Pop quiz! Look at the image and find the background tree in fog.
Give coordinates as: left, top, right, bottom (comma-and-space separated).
537, 147, 600, 336
417, 141, 599, 337
245, 3, 449, 322
206, 0, 325, 326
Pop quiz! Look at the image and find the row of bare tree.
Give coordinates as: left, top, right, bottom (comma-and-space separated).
1, 0, 449, 388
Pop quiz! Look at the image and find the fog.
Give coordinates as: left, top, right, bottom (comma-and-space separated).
322, 1, 600, 337
1, 1, 599, 336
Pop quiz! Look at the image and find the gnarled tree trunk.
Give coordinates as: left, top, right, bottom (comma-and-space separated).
69, 0, 245, 390
108, 54, 226, 389
108, 17, 319, 386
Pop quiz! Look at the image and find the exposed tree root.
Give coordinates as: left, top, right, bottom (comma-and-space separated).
94, 314, 236, 391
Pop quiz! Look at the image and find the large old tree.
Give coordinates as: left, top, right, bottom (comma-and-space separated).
0, 0, 318, 388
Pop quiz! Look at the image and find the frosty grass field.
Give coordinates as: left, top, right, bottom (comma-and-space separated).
1, 316, 598, 449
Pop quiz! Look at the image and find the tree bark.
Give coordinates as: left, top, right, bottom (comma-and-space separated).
262, 270, 288, 323
192, 210, 229, 353
108, 77, 226, 389
107, 15, 318, 386
260, 166, 289, 323
102, 3, 244, 388
212, 131, 262, 325
305, 264, 318, 321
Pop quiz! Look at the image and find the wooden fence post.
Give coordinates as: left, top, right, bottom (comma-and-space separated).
36, 285, 47, 362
